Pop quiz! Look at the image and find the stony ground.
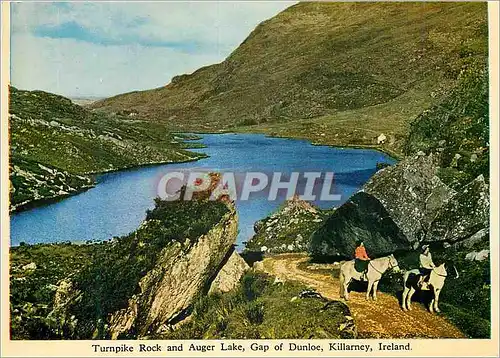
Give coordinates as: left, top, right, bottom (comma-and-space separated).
262, 253, 464, 338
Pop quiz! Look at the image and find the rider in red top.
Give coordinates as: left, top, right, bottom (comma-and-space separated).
354, 241, 370, 280
355, 241, 370, 260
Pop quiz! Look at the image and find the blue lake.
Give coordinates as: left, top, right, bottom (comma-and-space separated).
10, 133, 395, 249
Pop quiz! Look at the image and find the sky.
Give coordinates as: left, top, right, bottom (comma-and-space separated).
10, 2, 294, 98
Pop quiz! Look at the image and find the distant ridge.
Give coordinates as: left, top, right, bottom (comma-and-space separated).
91, 2, 487, 149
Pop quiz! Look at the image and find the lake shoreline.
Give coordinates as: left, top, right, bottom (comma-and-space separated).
179, 129, 401, 161
9, 154, 208, 215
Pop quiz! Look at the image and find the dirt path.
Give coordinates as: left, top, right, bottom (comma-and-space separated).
262, 253, 465, 338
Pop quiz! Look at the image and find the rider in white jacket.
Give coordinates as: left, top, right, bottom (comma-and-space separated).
418, 245, 435, 289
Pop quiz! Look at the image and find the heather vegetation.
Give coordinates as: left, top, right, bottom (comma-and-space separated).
161, 272, 355, 339
9, 87, 204, 211
10, 199, 229, 339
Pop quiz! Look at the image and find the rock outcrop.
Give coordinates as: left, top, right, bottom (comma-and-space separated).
108, 205, 238, 338
246, 196, 328, 254
310, 154, 489, 258
209, 249, 249, 294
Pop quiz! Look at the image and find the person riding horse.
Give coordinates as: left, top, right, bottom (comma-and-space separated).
354, 241, 370, 280
418, 245, 435, 289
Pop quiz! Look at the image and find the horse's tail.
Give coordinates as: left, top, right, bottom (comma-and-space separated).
339, 266, 345, 298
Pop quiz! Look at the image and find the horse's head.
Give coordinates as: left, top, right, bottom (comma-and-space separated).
389, 254, 400, 273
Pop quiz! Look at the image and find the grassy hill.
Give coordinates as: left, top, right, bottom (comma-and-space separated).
91, 2, 487, 156
10, 198, 230, 339
9, 87, 204, 211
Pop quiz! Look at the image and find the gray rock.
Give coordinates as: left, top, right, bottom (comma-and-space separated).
209, 250, 249, 294
427, 175, 489, 243
22, 262, 37, 271
452, 228, 489, 249
310, 155, 489, 258
465, 249, 489, 261
310, 155, 455, 257
309, 191, 410, 257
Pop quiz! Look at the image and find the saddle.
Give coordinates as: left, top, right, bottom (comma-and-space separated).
418, 268, 432, 290
354, 259, 370, 280
418, 274, 431, 290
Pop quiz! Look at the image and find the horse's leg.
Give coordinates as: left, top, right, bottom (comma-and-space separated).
434, 288, 441, 313
407, 287, 416, 311
366, 280, 374, 300
344, 277, 351, 301
339, 270, 345, 299
372, 280, 380, 301
402, 287, 409, 310
429, 291, 435, 313
402, 275, 409, 310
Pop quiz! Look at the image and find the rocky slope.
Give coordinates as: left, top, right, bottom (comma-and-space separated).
92, 2, 487, 155
9, 87, 204, 211
310, 50, 489, 258
245, 196, 332, 254
9, 157, 94, 212
10, 197, 244, 339
106, 205, 238, 338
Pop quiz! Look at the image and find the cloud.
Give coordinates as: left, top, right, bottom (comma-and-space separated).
11, 34, 223, 98
10, 2, 295, 97
33, 21, 203, 52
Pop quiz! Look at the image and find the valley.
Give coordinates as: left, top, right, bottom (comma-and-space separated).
7, 1, 491, 342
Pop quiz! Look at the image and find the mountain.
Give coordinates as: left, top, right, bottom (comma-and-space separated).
91, 2, 487, 155
9, 87, 204, 211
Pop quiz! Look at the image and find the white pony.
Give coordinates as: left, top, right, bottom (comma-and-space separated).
339, 254, 399, 301
402, 264, 458, 313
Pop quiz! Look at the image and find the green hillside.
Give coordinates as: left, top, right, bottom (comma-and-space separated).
91, 2, 487, 156
404, 59, 489, 188
9, 87, 204, 211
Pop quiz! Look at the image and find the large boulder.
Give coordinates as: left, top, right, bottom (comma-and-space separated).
309, 192, 410, 258
427, 175, 489, 243
309, 154, 489, 258
362, 153, 455, 243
